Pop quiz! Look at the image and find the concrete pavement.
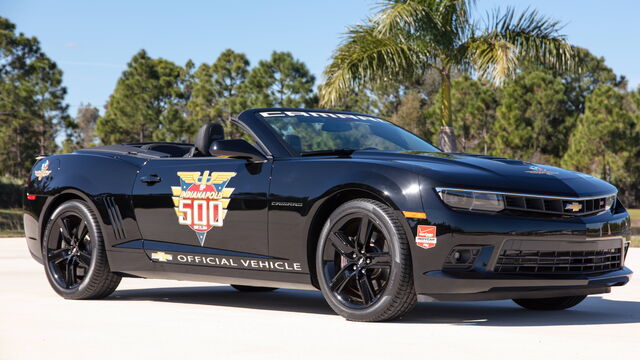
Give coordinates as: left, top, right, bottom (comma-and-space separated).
1, 237, 638, 359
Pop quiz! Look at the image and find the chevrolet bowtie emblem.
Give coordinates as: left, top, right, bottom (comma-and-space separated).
565, 202, 583, 212
151, 251, 173, 262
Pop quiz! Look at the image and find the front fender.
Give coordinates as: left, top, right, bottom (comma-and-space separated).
268, 158, 426, 286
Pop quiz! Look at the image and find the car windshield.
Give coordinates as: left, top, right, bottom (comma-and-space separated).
258, 111, 440, 154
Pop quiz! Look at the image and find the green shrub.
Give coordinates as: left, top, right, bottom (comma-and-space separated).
0, 177, 23, 209
0, 208, 23, 236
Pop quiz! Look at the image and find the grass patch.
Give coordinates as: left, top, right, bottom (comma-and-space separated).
628, 208, 640, 225
0, 208, 23, 237
629, 209, 639, 247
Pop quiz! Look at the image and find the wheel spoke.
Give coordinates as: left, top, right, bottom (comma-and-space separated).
329, 231, 355, 257
76, 251, 91, 268
329, 265, 356, 292
357, 272, 375, 304
48, 248, 67, 264
60, 218, 75, 245
65, 257, 77, 286
356, 215, 372, 251
76, 221, 87, 243
366, 252, 391, 269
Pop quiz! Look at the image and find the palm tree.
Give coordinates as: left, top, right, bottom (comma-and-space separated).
320, 0, 573, 152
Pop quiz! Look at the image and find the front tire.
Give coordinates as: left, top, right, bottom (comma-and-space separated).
513, 295, 587, 310
42, 200, 121, 299
316, 199, 416, 322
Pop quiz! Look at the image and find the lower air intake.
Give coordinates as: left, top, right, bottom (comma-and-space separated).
495, 247, 622, 275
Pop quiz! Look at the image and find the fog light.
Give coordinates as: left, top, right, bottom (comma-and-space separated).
444, 246, 482, 271
453, 251, 461, 261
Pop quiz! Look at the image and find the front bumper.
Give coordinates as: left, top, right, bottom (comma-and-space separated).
411, 194, 633, 301
417, 267, 632, 302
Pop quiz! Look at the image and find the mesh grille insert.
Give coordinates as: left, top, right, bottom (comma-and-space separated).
495, 247, 622, 275
504, 195, 607, 216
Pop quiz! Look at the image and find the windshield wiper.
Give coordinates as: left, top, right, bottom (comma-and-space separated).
300, 148, 356, 157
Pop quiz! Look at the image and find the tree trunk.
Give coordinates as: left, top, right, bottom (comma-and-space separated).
438, 70, 457, 152
439, 126, 457, 153
482, 123, 488, 155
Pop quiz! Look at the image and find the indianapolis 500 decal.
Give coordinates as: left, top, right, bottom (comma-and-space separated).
172, 171, 236, 246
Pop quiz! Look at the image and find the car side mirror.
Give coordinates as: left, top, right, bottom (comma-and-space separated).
209, 139, 267, 163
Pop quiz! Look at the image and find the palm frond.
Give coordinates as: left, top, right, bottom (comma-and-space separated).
466, 7, 573, 84
373, 0, 441, 37
320, 24, 433, 107
449, 0, 474, 45
374, 0, 475, 48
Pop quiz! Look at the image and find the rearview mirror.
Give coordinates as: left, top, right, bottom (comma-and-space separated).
321, 120, 352, 132
209, 139, 267, 163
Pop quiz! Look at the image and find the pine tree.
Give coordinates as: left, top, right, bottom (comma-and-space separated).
96, 50, 191, 144
492, 71, 567, 162
562, 85, 639, 204
245, 51, 315, 108
0, 17, 69, 178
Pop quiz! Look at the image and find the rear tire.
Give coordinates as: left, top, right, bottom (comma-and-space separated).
513, 295, 587, 310
316, 199, 416, 322
42, 200, 121, 299
230, 284, 277, 292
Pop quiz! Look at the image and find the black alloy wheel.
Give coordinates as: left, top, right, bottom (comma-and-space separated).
317, 199, 416, 321
42, 200, 121, 299
46, 213, 93, 289
321, 212, 391, 308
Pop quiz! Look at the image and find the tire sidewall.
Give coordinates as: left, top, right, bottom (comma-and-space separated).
316, 200, 408, 320
42, 200, 101, 298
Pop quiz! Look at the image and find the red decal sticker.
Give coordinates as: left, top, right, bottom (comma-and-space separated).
416, 225, 437, 249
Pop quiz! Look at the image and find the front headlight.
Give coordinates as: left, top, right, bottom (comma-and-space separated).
437, 189, 505, 212
605, 194, 616, 210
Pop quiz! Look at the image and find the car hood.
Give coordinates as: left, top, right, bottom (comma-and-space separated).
353, 151, 617, 198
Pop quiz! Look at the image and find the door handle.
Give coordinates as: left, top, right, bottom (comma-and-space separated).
140, 174, 162, 184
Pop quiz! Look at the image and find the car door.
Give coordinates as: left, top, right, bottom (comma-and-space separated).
132, 157, 271, 259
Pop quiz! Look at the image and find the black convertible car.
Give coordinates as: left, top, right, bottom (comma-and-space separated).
23, 108, 632, 321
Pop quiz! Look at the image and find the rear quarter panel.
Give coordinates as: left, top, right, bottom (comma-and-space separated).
24, 152, 144, 262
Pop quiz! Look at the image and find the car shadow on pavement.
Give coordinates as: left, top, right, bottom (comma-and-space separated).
110, 286, 640, 326
110, 286, 336, 316
403, 296, 640, 326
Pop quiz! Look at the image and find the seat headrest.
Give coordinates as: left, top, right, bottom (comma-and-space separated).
195, 123, 225, 155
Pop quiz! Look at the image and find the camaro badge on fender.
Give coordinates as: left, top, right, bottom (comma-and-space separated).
171, 171, 236, 246
415, 225, 437, 249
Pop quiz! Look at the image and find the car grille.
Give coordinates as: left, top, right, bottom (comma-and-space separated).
495, 247, 623, 275
504, 194, 608, 216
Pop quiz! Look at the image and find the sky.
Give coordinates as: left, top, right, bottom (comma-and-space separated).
3, 0, 640, 120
